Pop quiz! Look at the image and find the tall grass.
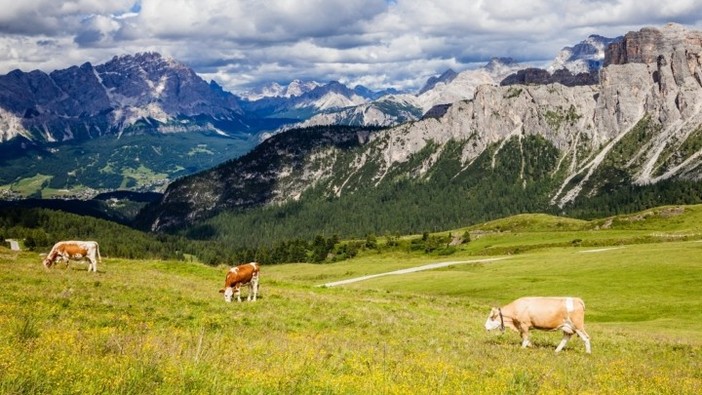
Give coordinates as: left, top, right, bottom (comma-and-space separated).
1, 208, 702, 393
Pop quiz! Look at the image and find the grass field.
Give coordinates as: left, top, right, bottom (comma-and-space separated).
1, 206, 702, 394
0, 174, 53, 197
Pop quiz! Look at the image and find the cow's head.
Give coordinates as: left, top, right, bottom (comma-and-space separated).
42, 256, 54, 268
485, 307, 504, 331
219, 287, 234, 303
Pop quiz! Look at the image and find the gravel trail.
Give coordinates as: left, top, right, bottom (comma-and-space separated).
319, 257, 510, 287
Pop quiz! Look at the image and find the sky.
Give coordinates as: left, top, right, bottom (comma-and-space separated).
1, 0, 702, 94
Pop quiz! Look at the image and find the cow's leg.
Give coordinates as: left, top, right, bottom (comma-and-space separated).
88, 257, 96, 272
250, 274, 259, 301
58, 253, 69, 268
575, 329, 592, 354
234, 284, 242, 302
520, 330, 531, 348
555, 332, 572, 353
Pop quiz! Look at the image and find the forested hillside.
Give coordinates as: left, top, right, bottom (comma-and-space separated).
0, 207, 186, 260
1, 207, 460, 265
167, 132, 702, 250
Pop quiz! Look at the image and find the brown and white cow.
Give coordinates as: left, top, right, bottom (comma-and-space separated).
219, 262, 260, 303
485, 296, 591, 353
42, 241, 101, 273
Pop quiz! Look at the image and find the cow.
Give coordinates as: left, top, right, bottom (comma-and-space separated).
485, 296, 591, 354
219, 262, 260, 303
42, 241, 101, 273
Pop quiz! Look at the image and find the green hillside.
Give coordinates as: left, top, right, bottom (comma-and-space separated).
2, 207, 701, 393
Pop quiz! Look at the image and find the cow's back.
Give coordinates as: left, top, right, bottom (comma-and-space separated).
61, 242, 89, 256
226, 262, 259, 286
514, 297, 584, 329
57, 240, 98, 255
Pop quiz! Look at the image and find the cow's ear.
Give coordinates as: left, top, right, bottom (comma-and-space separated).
218, 288, 225, 293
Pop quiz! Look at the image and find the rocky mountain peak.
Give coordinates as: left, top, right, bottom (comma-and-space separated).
285, 80, 321, 98
240, 79, 323, 101
485, 57, 519, 74
103, 52, 174, 68
549, 34, 622, 74
418, 69, 458, 95
292, 81, 366, 110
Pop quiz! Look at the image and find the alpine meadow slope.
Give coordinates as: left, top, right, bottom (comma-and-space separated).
141, 24, 702, 244
2, 205, 702, 393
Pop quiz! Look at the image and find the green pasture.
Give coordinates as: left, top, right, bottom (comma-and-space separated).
0, 174, 53, 197
2, 207, 702, 393
119, 165, 169, 190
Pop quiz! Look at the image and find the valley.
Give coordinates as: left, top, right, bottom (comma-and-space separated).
0, 131, 257, 198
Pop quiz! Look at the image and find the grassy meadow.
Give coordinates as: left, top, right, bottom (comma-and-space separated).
2, 205, 702, 394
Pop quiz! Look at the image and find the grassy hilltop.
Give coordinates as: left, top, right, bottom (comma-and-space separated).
1, 206, 702, 393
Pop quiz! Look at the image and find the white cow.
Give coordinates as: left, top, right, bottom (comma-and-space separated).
485, 296, 591, 353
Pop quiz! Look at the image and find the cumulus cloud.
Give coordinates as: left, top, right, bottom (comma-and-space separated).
1, 0, 702, 92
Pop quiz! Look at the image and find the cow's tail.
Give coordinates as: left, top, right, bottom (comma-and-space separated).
96, 243, 103, 272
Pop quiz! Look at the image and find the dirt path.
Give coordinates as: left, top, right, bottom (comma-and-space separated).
577, 247, 625, 253
319, 257, 510, 287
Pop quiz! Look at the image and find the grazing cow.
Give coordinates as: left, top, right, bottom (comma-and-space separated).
485, 296, 591, 353
42, 241, 101, 273
219, 262, 260, 303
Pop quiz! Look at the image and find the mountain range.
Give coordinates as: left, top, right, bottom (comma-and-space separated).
137, 23, 702, 240
0, 22, 657, 238
2, 50, 501, 198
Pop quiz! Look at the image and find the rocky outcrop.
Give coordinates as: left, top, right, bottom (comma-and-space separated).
605, 23, 702, 66
421, 104, 452, 120
96, 53, 243, 117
